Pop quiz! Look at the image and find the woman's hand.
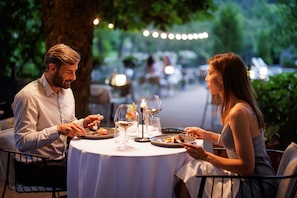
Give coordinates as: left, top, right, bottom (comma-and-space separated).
183, 142, 208, 160
83, 114, 104, 129
184, 127, 206, 139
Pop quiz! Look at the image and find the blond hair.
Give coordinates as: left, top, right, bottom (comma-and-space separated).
44, 43, 81, 71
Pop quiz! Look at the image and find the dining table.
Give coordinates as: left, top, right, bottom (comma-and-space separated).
67, 133, 203, 198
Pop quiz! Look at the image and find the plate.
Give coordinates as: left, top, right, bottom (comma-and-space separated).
81, 127, 115, 139
161, 127, 184, 134
150, 134, 195, 148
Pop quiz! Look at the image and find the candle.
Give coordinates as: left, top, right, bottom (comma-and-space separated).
141, 99, 149, 133
141, 99, 146, 109
134, 98, 150, 142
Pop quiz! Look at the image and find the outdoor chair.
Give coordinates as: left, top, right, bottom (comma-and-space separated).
196, 142, 297, 198
0, 128, 66, 198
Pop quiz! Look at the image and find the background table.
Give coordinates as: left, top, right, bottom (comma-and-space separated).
67, 137, 203, 198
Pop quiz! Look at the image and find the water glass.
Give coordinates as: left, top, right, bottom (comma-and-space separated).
148, 117, 162, 137
114, 126, 129, 150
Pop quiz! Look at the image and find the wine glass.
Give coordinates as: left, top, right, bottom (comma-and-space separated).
145, 95, 162, 118
114, 104, 138, 149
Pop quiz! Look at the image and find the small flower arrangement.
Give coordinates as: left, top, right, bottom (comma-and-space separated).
125, 102, 137, 120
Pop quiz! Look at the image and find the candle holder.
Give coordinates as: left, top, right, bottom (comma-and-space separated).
135, 100, 150, 142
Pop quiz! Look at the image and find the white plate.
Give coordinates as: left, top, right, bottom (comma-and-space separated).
81, 128, 115, 139
150, 134, 195, 148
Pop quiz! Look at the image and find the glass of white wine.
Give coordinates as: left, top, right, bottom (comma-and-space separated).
145, 95, 162, 118
114, 104, 138, 149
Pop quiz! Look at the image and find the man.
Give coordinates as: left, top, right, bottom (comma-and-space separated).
13, 43, 103, 188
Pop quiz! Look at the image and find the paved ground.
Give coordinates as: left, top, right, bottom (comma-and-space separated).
158, 82, 222, 132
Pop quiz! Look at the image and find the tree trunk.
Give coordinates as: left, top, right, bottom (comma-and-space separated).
41, 0, 97, 118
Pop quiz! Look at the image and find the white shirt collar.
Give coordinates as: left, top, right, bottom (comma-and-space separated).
39, 73, 66, 96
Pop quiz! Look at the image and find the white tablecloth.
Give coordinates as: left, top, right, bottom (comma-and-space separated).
67, 137, 203, 198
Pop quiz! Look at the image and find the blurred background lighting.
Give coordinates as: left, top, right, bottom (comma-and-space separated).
164, 65, 175, 75
143, 30, 150, 37
175, 34, 182, 40
152, 31, 159, 38
168, 33, 175, 40
141, 30, 208, 41
108, 23, 114, 29
93, 18, 100, 25
160, 32, 167, 39
188, 34, 193, 40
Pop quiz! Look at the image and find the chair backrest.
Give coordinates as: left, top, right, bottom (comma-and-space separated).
0, 128, 16, 150
276, 142, 297, 198
0, 149, 66, 198
0, 128, 16, 188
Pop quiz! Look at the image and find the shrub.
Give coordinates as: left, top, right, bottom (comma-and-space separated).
252, 72, 297, 149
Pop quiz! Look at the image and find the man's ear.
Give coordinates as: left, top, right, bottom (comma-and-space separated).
48, 63, 56, 72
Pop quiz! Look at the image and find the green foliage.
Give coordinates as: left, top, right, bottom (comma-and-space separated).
271, 1, 297, 49
236, 0, 282, 63
211, 2, 244, 55
93, 29, 123, 59
96, 0, 216, 31
252, 72, 297, 147
0, 0, 44, 80
257, 31, 272, 64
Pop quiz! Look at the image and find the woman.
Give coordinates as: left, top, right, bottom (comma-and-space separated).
175, 52, 277, 198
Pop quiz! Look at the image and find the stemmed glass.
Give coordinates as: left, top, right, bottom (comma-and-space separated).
114, 104, 138, 149
145, 95, 162, 118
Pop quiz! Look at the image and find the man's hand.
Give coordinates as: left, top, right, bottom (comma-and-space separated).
57, 122, 86, 138
83, 114, 104, 129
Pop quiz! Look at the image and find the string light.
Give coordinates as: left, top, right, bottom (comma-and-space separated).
93, 17, 100, 25
152, 31, 159, 38
143, 30, 208, 40
168, 33, 175, 40
160, 32, 167, 39
143, 30, 150, 37
92, 18, 208, 41
108, 23, 114, 29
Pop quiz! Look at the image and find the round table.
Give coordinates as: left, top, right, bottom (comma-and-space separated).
67, 137, 202, 198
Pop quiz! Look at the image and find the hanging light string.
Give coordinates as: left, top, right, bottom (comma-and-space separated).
142, 30, 208, 41
92, 17, 208, 41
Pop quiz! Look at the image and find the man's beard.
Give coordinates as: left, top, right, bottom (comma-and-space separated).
52, 71, 72, 89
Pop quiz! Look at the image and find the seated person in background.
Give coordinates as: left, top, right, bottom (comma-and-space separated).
13, 43, 104, 188
142, 55, 161, 81
175, 52, 277, 198
145, 55, 157, 75
139, 55, 161, 95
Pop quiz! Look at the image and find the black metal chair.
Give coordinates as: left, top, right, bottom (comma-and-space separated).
0, 148, 67, 198
196, 142, 297, 198
0, 128, 66, 198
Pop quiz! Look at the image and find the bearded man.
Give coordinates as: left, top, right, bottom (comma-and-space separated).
13, 43, 103, 188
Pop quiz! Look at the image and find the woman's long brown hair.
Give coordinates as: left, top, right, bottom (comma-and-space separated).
208, 52, 264, 129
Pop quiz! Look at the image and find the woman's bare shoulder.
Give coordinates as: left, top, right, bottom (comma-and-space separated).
229, 102, 253, 119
